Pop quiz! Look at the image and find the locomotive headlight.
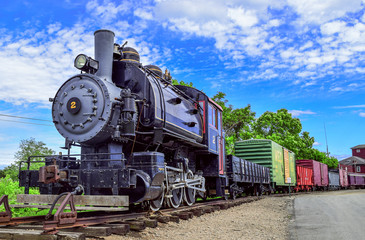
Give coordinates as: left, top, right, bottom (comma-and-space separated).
74, 54, 99, 74
75, 54, 87, 69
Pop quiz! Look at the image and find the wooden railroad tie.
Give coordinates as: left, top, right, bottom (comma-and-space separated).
137, 218, 158, 228
105, 223, 130, 235
172, 212, 191, 220
126, 220, 146, 231
0, 228, 85, 240
149, 215, 170, 223
191, 208, 203, 217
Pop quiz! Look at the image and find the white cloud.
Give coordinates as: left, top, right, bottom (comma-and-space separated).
329, 82, 365, 93
154, 0, 225, 22
335, 154, 351, 160
148, 0, 365, 91
63, 2, 365, 97
249, 69, 278, 80
288, 110, 316, 117
134, 8, 154, 20
1, 0, 365, 107
320, 21, 347, 35
334, 104, 365, 109
288, 0, 363, 25
359, 112, 365, 117
86, 0, 131, 23
228, 7, 258, 28
313, 141, 321, 146
0, 26, 94, 106
267, 19, 281, 27
330, 87, 344, 92
0, 1, 167, 106
299, 41, 313, 51
296, 71, 315, 78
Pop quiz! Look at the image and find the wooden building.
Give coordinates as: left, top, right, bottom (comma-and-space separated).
339, 144, 365, 173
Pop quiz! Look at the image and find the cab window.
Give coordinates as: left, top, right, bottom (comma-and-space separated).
208, 104, 215, 127
208, 103, 222, 131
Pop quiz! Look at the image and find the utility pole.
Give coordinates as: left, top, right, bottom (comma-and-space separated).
324, 122, 329, 157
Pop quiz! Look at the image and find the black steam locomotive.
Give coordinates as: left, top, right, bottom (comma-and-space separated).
19, 30, 270, 210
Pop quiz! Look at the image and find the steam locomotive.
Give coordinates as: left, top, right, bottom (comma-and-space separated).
19, 29, 236, 211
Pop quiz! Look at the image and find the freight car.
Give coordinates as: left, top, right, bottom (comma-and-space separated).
15, 29, 271, 212
226, 155, 271, 199
328, 170, 340, 190
296, 159, 329, 191
347, 173, 365, 188
234, 139, 296, 192
327, 169, 349, 190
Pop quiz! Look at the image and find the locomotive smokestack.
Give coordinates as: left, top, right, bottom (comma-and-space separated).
94, 29, 115, 82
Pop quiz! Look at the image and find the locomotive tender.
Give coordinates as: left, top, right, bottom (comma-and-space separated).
19, 29, 229, 210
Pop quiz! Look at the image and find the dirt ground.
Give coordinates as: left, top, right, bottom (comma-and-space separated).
105, 196, 293, 240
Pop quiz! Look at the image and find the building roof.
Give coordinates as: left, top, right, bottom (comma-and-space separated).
351, 144, 365, 149
339, 156, 365, 165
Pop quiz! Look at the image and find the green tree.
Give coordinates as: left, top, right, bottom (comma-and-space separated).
253, 109, 338, 168
1, 138, 55, 180
254, 109, 302, 138
212, 92, 256, 154
0, 170, 5, 178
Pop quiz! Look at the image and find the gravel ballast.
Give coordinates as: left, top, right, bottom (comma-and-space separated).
106, 196, 293, 240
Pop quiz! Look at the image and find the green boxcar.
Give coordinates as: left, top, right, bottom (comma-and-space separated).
235, 139, 296, 190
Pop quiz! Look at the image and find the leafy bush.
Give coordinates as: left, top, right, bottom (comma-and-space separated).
0, 176, 49, 217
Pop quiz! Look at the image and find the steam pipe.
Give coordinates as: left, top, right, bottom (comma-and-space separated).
94, 29, 115, 82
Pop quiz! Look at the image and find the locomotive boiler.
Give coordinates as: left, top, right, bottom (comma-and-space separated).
19, 30, 228, 210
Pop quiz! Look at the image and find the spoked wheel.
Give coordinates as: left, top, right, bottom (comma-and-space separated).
167, 187, 183, 208
150, 183, 165, 211
184, 171, 196, 206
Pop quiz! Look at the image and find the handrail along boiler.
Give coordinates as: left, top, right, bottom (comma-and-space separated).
19, 29, 228, 210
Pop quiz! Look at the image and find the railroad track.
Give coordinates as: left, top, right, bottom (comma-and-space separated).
0, 193, 305, 240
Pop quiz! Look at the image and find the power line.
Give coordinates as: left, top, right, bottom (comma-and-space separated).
0, 118, 53, 127
0, 113, 52, 122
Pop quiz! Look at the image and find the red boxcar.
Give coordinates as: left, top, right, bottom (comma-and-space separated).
339, 168, 349, 188
296, 159, 329, 190
295, 165, 313, 191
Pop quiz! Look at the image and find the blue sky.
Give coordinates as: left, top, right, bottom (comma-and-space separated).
0, 0, 364, 166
